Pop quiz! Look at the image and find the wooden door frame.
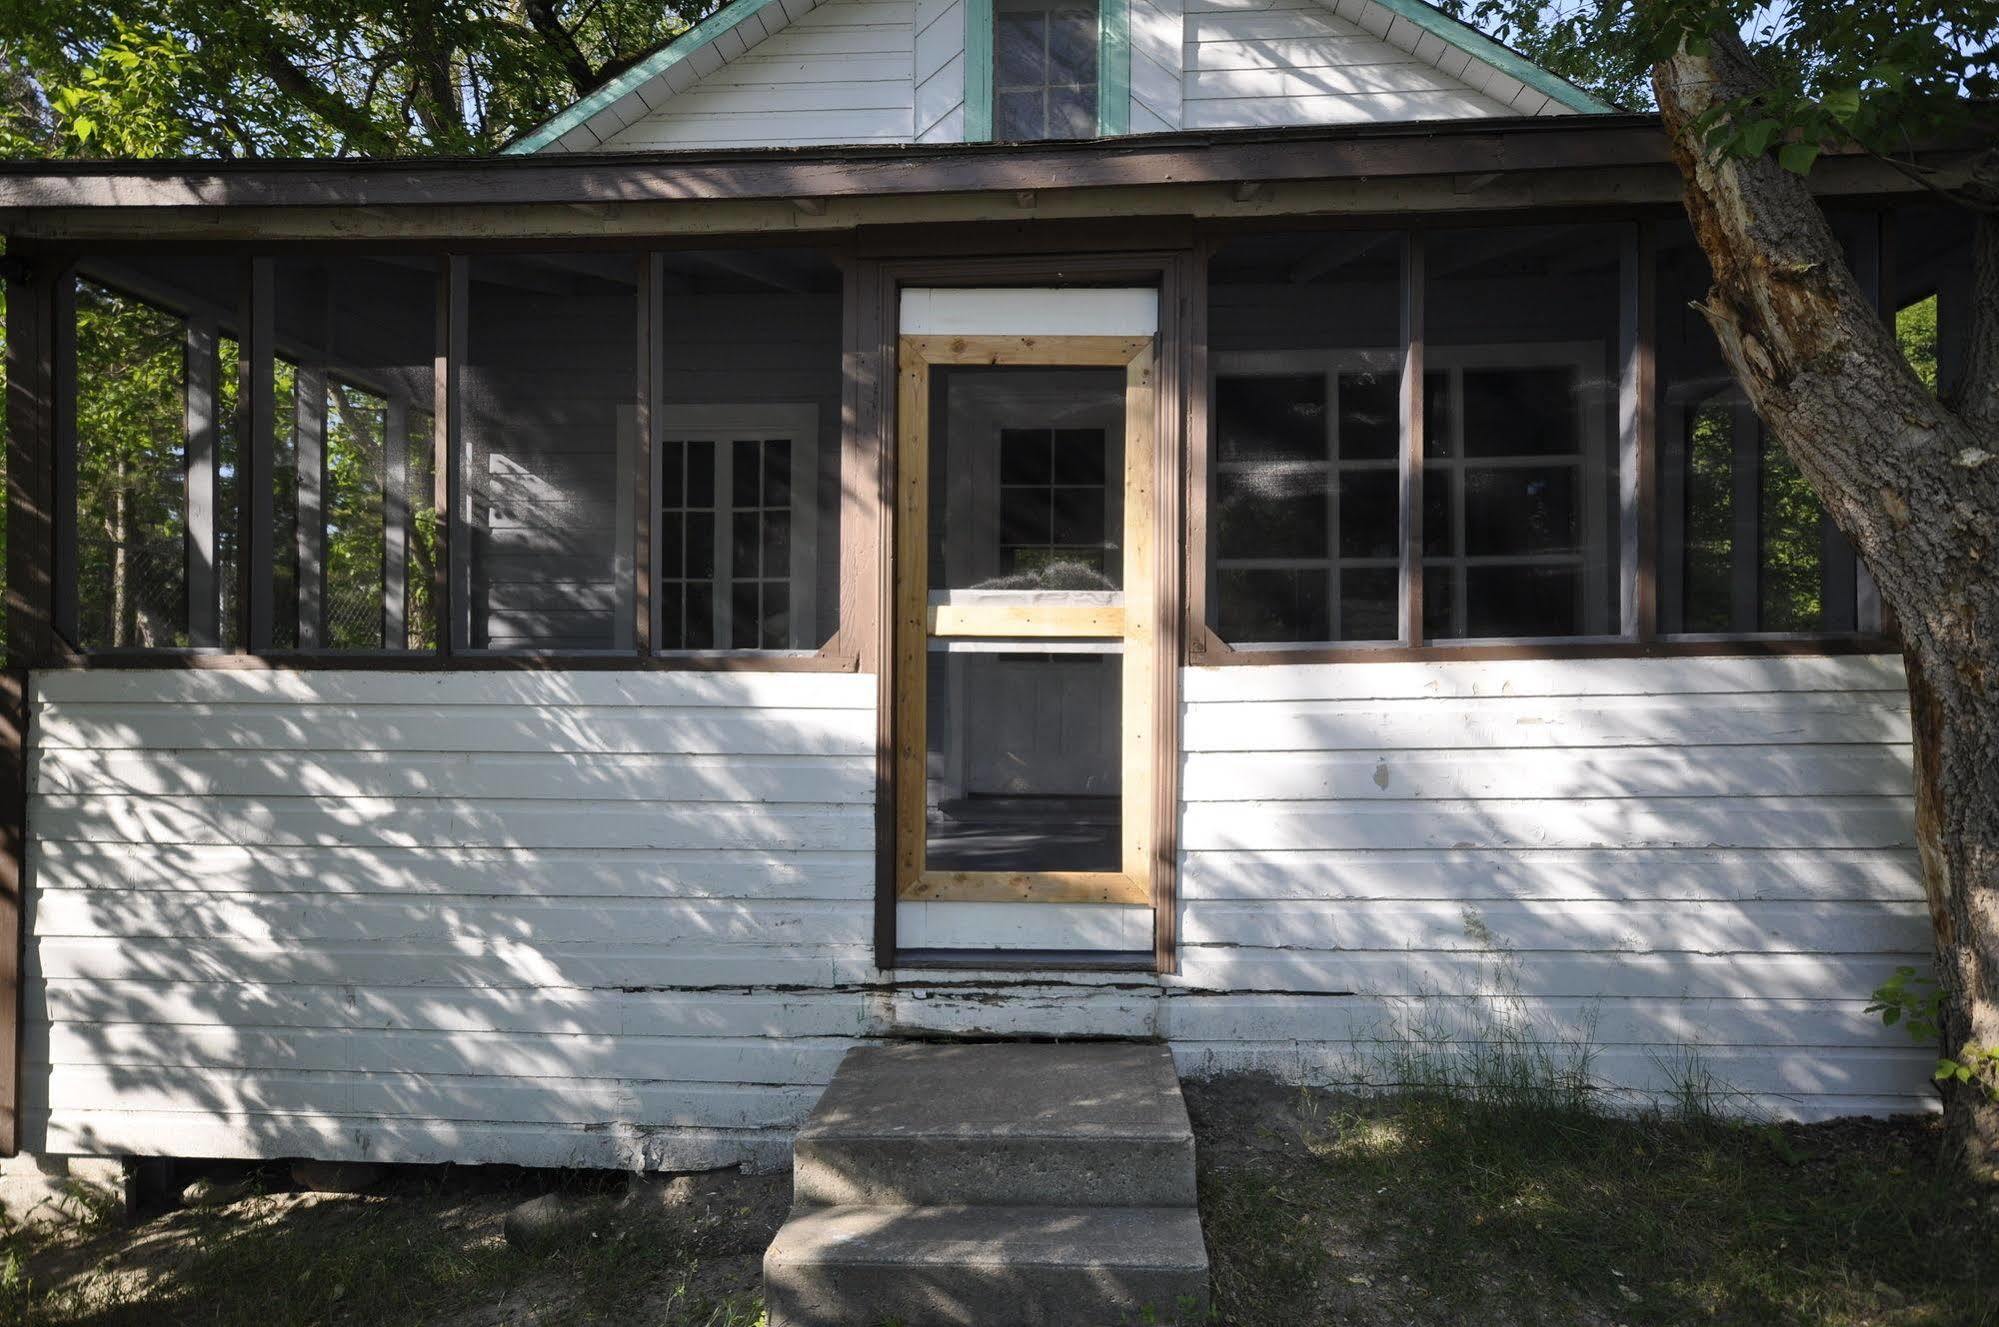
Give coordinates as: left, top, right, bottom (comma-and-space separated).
893, 333, 1156, 910
858, 254, 1193, 973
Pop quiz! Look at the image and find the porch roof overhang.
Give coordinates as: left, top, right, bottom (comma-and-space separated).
0, 113, 1942, 245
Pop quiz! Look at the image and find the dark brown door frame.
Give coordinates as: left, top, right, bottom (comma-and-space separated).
853, 250, 1196, 975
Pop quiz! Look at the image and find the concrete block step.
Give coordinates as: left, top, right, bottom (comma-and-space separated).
793, 1042, 1197, 1208
763, 1204, 1211, 1327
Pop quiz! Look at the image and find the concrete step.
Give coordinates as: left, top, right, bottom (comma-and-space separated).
763, 1204, 1211, 1327
792, 1042, 1197, 1208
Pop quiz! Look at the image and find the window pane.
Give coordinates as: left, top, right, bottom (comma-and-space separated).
463, 254, 637, 651
654, 248, 844, 652
1423, 224, 1623, 640
1209, 230, 1403, 644
996, 12, 1047, 87
931, 366, 1124, 591
993, 0, 1099, 140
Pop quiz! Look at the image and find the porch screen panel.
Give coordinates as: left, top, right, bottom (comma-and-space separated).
1653, 216, 1930, 637
654, 248, 844, 653
462, 255, 638, 651
70, 257, 244, 651
267, 255, 440, 652
1422, 224, 1623, 641
1207, 230, 1403, 645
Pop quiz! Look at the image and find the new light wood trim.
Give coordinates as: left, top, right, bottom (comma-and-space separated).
903, 334, 1152, 367
902, 870, 1150, 905
1121, 340, 1158, 891
892, 332, 1160, 909
927, 600, 1126, 637
892, 338, 931, 902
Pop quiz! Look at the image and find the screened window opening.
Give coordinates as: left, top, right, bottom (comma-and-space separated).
460, 254, 637, 652
1207, 230, 1404, 645
270, 255, 440, 652
1655, 224, 1889, 636
1423, 225, 1623, 641
653, 248, 845, 654
72, 277, 197, 650
995, 0, 1101, 141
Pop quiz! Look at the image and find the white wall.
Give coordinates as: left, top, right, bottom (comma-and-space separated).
21, 655, 1932, 1173
597, 0, 919, 150
584, 0, 1566, 153
23, 669, 877, 1171
1171, 654, 1933, 1116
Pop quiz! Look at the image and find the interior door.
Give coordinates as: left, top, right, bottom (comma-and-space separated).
893, 293, 1161, 953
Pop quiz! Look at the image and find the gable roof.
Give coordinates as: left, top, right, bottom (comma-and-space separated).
502, 0, 1611, 157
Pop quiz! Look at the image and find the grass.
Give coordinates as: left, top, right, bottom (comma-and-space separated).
4, 1077, 1996, 1325
1197, 1079, 1999, 1326
0, 1169, 777, 1327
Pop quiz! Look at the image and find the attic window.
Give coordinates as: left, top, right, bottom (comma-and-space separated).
994, 0, 1100, 141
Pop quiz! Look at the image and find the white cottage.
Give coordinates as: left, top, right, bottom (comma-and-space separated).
0, 0, 1971, 1186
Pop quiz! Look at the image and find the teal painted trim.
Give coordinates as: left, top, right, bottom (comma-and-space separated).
501, 0, 792, 155
1096, 0, 1129, 136
1366, 0, 1614, 115
965, 0, 994, 142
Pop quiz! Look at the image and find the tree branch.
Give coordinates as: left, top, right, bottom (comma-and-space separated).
521, 0, 601, 97
258, 44, 395, 156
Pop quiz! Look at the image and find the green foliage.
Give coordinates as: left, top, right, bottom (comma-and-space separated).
1441, 1, 1996, 202
0, 0, 721, 159
1898, 292, 1941, 392
73, 280, 190, 648
1869, 965, 1999, 1100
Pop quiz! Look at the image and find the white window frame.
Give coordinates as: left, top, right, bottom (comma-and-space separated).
653, 404, 820, 654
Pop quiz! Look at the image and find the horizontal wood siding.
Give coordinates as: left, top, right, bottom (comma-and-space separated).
600, 0, 919, 150
23, 669, 878, 1170
1181, 0, 1514, 129
1174, 654, 1932, 1119
20, 656, 1932, 1170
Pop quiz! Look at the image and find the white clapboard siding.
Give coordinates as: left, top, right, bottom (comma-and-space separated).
20, 654, 1940, 1171
567, 0, 1570, 153
22, 668, 879, 1167
1182, 0, 1515, 129
600, 0, 918, 150
1174, 654, 1935, 1119
914, 0, 967, 140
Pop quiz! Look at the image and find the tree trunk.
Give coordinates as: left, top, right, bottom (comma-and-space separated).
1653, 29, 1999, 1179
111, 458, 128, 649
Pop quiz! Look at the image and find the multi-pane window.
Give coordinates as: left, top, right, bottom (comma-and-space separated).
994, 0, 1100, 141
1207, 230, 1406, 645
999, 427, 1110, 580
730, 438, 797, 650
1423, 226, 1622, 640
657, 408, 819, 652
1210, 365, 1401, 642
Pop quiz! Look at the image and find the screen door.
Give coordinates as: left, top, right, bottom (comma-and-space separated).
893, 291, 1161, 942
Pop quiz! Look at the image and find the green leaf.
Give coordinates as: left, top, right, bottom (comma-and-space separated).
1778, 142, 1822, 175
1740, 119, 1782, 156
1822, 88, 1861, 121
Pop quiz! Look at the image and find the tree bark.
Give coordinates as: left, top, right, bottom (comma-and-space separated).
1653, 28, 1999, 1179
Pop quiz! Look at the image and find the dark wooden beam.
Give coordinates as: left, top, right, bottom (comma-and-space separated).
6, 258, 56, 664
1399, 231, 1426, 646
238, 258, 275, 649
